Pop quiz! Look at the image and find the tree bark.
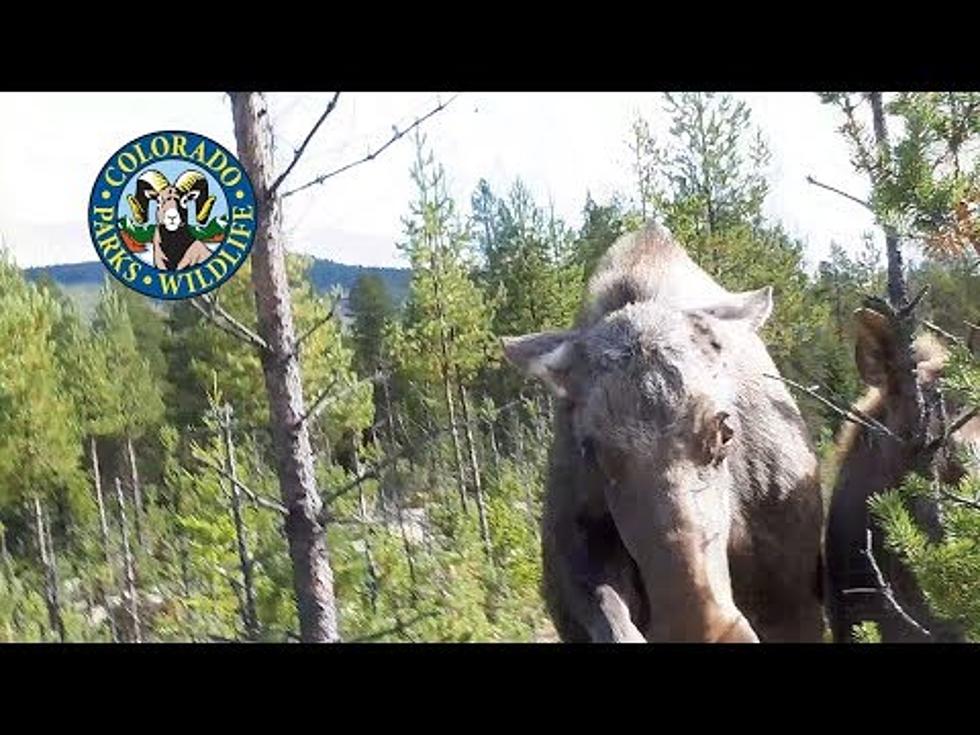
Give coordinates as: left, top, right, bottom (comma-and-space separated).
351, 437, 379, 612
223, 404, 260, 641
125, 435, 145, 548
512, 409, 525, 466
115, 476, 141, 643
456, 375, 492, 564
32, 496, 65, 642
90, 437, 113, 568
0, 524, 11, 581
487, 417, 501, 477
868, 92, 910, 311
230, 92, 339, 643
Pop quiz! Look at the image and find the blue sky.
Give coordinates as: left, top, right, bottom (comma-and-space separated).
0, 92, 881, 271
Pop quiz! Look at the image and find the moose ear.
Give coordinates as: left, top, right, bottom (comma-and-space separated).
697, 286, 774, 332
501, 330, 578, 399
854, 307, 894, 387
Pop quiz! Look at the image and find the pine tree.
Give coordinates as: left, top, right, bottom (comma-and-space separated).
821, 92, 980, 641
348, 274, 395, 379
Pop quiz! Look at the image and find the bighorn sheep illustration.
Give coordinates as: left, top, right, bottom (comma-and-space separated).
127, 169, 217, 271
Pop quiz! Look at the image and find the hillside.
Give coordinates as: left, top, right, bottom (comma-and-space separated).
23, 257, 411, 319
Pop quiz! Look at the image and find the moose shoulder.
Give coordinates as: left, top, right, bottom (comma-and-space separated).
502, 222, 825, 643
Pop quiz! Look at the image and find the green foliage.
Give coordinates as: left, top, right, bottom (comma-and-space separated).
573, 194, 638, 282
1, 95, 977, 644
348, 274, 395, 377
91, 284, 165, 439
821, 92, 980, 260
852, 621, 882, 643
0, 258, 84, 508
870, 470, 980, 641
391, 134, 497, 393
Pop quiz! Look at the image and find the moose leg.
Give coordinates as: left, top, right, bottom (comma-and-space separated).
543, 514, 647, 643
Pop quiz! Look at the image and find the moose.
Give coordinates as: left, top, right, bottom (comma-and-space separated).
502, 222, 826, 642
826, 306, 980, 643
127, 168, 216, 271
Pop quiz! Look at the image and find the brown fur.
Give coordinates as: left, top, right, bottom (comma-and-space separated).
504, 222, 825, 642
827, 323, 979, 642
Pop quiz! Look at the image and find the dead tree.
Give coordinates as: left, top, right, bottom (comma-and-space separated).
455, 370, 492, 564
115, 477, 141, 643
89, 438, 115, 568
32, 497, 65, 642
813, 93, 967, 641
215, 92, 455, 642
229, 92, 341, 642
222, 404, 260, 641
351, 437, 380, 612
125, 435, 145, 547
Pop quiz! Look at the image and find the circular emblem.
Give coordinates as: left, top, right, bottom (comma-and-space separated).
88, 131, 257, 300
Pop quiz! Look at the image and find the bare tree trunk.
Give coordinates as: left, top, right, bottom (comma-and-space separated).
230, 92, 339, 643
487, 418, 501, 477
868, 92, 927, 447
395, 493, 419, 596
223, 404, 260, 641
441, 363, 469, 513
456, 375, 492, 564
172, 482, 192, 600
126, 435, 145, 547
351, 438, 379, 613
90, 437, 112, 568
32, 496, 65, 642
1, 525, 12, 642
114, 477, 141, 643
868, 92, 910, 311
511, 409, 524, 466
0, 525, 11, 581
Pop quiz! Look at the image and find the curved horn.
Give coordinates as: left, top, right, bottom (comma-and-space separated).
126, 169, 169, 225
174, 169, 216, 224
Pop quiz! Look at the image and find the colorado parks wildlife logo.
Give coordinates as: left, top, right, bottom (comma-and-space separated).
88, 131, 257, 300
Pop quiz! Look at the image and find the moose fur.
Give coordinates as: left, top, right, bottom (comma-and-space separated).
502, 222, 826, 642
826, 311, 980, 642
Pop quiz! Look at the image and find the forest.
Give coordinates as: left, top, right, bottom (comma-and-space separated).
0, 92, 977, 643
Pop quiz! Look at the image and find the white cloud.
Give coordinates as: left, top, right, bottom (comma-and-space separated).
0, 92, 880, 271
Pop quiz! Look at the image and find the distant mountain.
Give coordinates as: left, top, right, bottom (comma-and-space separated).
23, 257, 412, 319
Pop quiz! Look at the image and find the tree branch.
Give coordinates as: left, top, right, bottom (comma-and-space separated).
282, 94, 460, 199
940, 488, 980, 512
945, 406, 980, 439
192, 452, 287, 515
899, 285, 929, 318
806, 175, 874, 211
190, 295, 270, 353
348, 610, 438, 643
787, 358, 896, 438
863, 528, 932, 640
268, 92, 341, 199
320, 397, 525, 514
923, 320, 964, 346
763, 374, 903, 442
300, 377, 340, 426
300, 371, 385, 428
295, 298, 339, 352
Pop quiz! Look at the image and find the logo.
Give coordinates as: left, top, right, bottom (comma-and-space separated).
88, 131, 257, 300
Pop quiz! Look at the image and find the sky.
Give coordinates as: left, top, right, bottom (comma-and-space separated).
0, 92, 882, 271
